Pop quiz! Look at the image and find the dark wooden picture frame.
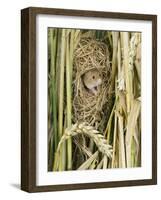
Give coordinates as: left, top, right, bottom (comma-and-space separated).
21, 7, 157, 193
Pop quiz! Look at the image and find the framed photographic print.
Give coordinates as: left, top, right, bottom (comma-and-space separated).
21, 7, 157, 192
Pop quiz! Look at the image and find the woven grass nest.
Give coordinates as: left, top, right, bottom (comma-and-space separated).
72, 37, 112, 133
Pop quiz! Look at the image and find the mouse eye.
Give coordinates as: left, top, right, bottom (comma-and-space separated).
92, 76, 95, 79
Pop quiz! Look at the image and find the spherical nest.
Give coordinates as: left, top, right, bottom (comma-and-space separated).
72, 37, 112, 132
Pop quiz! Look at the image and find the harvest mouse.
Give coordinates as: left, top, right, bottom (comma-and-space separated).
82, 69, 102, 95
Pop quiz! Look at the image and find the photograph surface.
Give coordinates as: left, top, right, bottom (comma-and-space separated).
47, 28, 141, 171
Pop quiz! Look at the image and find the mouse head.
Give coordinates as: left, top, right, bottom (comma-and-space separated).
82, 69, 102, 90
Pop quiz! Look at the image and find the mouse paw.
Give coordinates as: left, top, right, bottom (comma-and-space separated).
91, 87, 98, 95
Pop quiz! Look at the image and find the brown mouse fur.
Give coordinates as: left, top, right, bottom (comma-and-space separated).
82, 69, 102, 95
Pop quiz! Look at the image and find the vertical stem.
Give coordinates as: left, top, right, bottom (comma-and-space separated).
111, 76, 119, 168
111, 32, 119, 90
105, 99, 116, 142
48, 28, 58, 170
70, 30, 74, 77
50, 29, 58, 151
58, 29, 66, 171
103, 155, 108, 169
117, 38, 121, 77
66, 31, 72, 170
121, 32, 133, 113
111, 113, 117, 168
117, 113, 126, 168
116, 38, 126, 168
126, 100, 141, 167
